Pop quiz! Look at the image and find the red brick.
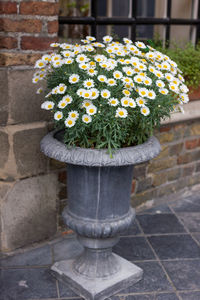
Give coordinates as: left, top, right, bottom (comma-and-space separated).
48, 20, 58, 34
21, 36, 57, 50
185, 139, 199, 150
0, 18, 42, 33
159, 125, 172, 133
0, 2, 17, 14
20, 2, 59, 16
0, 36, 17, 49
131, 180, 136, 194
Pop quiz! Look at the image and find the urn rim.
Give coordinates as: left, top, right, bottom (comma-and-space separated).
40, 130, 161, 166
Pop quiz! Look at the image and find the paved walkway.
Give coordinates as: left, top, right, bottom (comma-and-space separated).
1, 192, 200, 300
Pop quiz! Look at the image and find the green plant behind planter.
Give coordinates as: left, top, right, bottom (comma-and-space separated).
149, 40, 200, 90
33, 36, 189, 156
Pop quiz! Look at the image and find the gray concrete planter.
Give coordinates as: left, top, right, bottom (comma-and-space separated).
41, 130, 161, 300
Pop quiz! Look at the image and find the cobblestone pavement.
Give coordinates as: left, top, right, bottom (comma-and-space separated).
1, 192, 200, 300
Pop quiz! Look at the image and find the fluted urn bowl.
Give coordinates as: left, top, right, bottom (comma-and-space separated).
40, 130, 161, 300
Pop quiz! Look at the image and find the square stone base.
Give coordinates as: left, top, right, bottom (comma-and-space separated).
51, 254, 143, 300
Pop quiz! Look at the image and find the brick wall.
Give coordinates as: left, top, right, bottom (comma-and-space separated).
0, 0, 58, 66
130, 120, 200, 208
0, 0, 60, 252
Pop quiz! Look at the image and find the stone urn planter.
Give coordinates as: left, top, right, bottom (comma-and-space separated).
41, 130, 161, 300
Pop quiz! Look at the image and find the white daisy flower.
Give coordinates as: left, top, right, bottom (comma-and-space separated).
50, 43, 60, 48
45, 92, 52, 98
65, 118, 76, 128
123, 38, 132, 44
149, 65, 156, 73
86, 36, 96, 42
79, 63, 89, 70
85, 45, 95, 52
101, 89, 111, 99
60, 43, 72, 50
122, 77, 132, 84
178, 74, 185, 82
86, 105, 97, 115
95, 55, 106, 63
128, 99, 136, 108
41, 55, 51, 63
83, 79, 95, 89
41, 101, 54, 110
98, 75, 107, 83
122, 89, 131, 97
57, 83, 67, 94
135, 41, 146, 49
141, 106, 150, 116
138, 87, 148, 97
155, 71, 164, 79
147, 90, 156, 99
155, 51, 164, 61
36, 87, 43, 94
172, 78, 180, 86
107, 78, 117, 86
108, 98, 119, 106
115, 107, 128, 118
156, 80, 165, 88
136, 97, 146, 107
90, 88, 99, 99
83, 90, 92, 99
62, 95, 73, 105
87, 68, 97, 77
69, 110, 79, 120
170, 60, 177, 68
62, 50, 73, 58
69, 74, 80, 84
145, 52, 155, 60
32, 77, 40, 84
159, 88, 169, 95
77, 89, 85, 97
180, 84, 189, 93
169, 83, 179, 93
143, 77, 152, 86
64, 58, 74, 65
165, 73, 174, 82
51, 54, 62, 62
54, 111, 63, 121
52, 60, 63, 68
82, 114, 92, 123
52, 87, 58, 94
103, 35, 113, 43
82, 100, 92, 108
161, 61, 170, 71
134, 75, 144, 84
76, 54, 88, 63
58, 99, 67, 109
121, 97, 130, 107
113, 70, 123, 79
180, 93, 189, 103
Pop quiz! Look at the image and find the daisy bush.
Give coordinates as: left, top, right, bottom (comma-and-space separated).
33, 35, 189, 156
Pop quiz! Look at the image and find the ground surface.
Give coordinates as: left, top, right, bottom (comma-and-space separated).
1, 192, 200, 300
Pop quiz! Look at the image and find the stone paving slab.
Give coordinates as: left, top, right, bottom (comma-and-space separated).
1, 192, 200, 300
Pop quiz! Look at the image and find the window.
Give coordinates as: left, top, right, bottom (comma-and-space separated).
59, 0, 200, 45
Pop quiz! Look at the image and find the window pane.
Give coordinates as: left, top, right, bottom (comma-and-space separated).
137, 0, 155, 17
59, 24, 90, 42
112, 0, 130, 17
96, 25, 130, 41
170, 25, 193, 45
59, 0, 90, 17
171, 0, 193, 19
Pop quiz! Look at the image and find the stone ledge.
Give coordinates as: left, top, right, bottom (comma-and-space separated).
162, 100, 200, 125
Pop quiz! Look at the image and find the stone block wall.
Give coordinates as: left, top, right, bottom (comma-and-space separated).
130, 120, 200, 208
0, 0, 61, 253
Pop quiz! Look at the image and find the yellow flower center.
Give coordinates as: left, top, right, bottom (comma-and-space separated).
148, 92, 153, 97
48, 104, 52, 109
61, 103, 66, 107
84, 117, 89, 122
79, 57, 84, 61
71, 113, 76, 118
119, 111, 124, 116
103, 93, 107, 97
92, 92, 96, 97
141, 91, 146, 95
143, 109, 147, 113
68, 120, 73, 125
89, 108, 94, 113
39, 62, 44, 66
124, 100, 129, 105
111, 100, 116, 104
87, 82, 92, 86
85, 102, 90, 107
85, 93, 89, 97
57, 114, 62, 119
72, 78, 77, 82
59, 87, 64, 91
139, 100, 144, 104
